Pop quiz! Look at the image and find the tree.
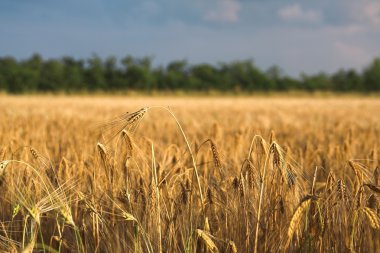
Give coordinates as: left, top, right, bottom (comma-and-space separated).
301, 72, 332, 91
62, 56, 85, 91
164, 60, 188, 90
0, 57, 18, 91
331, 69, 362, 91
38, 59, 64, 91
0, 53, 379, 93
104, 56, 125, 90
85, 55, 107, 90
266, 66, 285, 90
190, 64, 220, 90
363, 58, 380, 91
122, 56, 154, 90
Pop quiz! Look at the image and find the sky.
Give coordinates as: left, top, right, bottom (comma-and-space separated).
1, 0, 380, 76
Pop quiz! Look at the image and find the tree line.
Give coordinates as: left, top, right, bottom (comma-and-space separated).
0, 54, 380, 93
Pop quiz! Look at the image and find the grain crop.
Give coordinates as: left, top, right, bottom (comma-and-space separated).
0, 95, 379, 252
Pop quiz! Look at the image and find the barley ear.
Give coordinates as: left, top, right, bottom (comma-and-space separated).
286, 198, 312, 247
361, 207, 380, 229
196, 229, 219, 253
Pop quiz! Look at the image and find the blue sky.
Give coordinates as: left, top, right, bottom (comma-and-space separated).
1, 0, 380, 76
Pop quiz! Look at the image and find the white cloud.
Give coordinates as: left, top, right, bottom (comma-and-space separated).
4, 0, 380, 77
204, 0, 241, 23
334, 41, 370, 65
339, 24, 365, 35
360, 2, 380, 25
345, 1, 380, 31
278, 4, 322, 23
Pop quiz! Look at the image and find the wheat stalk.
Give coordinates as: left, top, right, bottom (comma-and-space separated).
286, 197, 312, 247
361, 207, 380, 229
196, 229, 218, 253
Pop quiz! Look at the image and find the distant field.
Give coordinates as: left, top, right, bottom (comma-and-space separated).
0, 95, 379, 252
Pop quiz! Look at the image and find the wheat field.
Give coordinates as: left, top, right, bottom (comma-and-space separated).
0, 95, 379, 253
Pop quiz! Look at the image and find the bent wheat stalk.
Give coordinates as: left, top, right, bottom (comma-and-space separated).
105, 107, 205, 208
286, 197, 312, 247
253, 142, 274, 253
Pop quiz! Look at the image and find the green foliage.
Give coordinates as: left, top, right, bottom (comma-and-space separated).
38, 59, 64, 91
363, 58, 380, 91
331, 69, 362, 91
0, 54, 379, 93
